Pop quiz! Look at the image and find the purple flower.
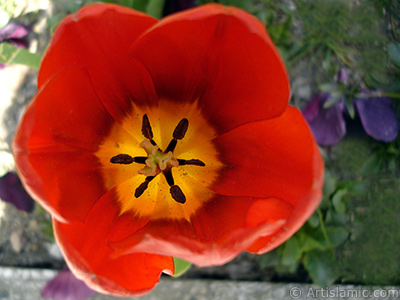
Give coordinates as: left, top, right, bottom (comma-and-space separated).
0, 172, 34, 212
41, 269, 95, 300
0, 22, 31, 68
302, 69, 399, 146
0, 22, 30, 46
354, 94, 399, 142
302, 92, 346, 146
336, 67, 349, 84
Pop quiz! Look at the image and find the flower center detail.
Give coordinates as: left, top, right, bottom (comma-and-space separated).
110, 114, 205, 204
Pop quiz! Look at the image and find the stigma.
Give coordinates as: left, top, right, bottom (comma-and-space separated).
110, 114, 205, 204
137, 139, 179, 177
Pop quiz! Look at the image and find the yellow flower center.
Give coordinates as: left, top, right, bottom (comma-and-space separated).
96, 99, 223, 221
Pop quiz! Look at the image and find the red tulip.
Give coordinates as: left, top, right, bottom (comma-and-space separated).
13, 3, 323, 296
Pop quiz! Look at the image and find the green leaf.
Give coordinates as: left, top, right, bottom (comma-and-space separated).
345, 99, 355, 119
281, 236, 302, 267
325, 210, 347, 226
146, 0, 166, 19
303, 249, 339, 286
359, 153, 381, 176
323, 171, 338, 198
256, 249, 281, 269
0, 43, 41, 69
307, 212, 320, 228
364, 70, 390, 89
299, 237, 323, 253
388, 43, 400, 68
331, 189, 347, 214
325, 227, 348, 247
319, 83, 338, 93
172, 257, 192, 277
299, 224, 348, 251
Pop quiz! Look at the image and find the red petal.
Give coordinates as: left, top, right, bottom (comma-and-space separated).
211, 106, 323, 205
38, 3, 159, 124
110, 195, 293, 266
212, 106, 324, 253
13, 66, 116, 222
131, 4, 289, 134
53, 190, 173, 296
246, 161, 322, 253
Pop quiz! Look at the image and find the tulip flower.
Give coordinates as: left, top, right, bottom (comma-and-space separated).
13, 3, 323, 296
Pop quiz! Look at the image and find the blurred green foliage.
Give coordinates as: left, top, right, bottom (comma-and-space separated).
0, 43, 41, 68
258, 135, 400, 286
173, 257, 192, 277
49, 0, 166, 27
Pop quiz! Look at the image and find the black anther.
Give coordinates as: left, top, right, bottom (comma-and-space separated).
173, 118, 189, 140
134, 176, 154, 198
177, 159, 205, 167
110, 154, 134, 164
170, 185, 186, 204
141, 114, 153, 140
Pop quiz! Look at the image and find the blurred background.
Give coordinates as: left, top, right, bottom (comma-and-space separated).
0, 0, 399, 298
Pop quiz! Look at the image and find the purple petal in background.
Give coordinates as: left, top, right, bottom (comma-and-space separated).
336, 68, 349, 84
0, 172, 34, 212
0, 22, 29, 41
354, 96, 399, 142
41, 269, 95, 300
0, 22, 31, 68
302, 93, 346, 146
302, 93, 325, 121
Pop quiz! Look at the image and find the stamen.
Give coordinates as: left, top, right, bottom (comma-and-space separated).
141, 114, 154, 140
170, 185, 186, 204
165, 118, 189, 153
110, 154, 148, 165
135, 176, 154, 198
163, 169, 175, 186
133, 156, 147, 164
165, 139, 177, 153
177, 159, 205, 166
173, 118, 189, 140
110, 154, 134, 164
